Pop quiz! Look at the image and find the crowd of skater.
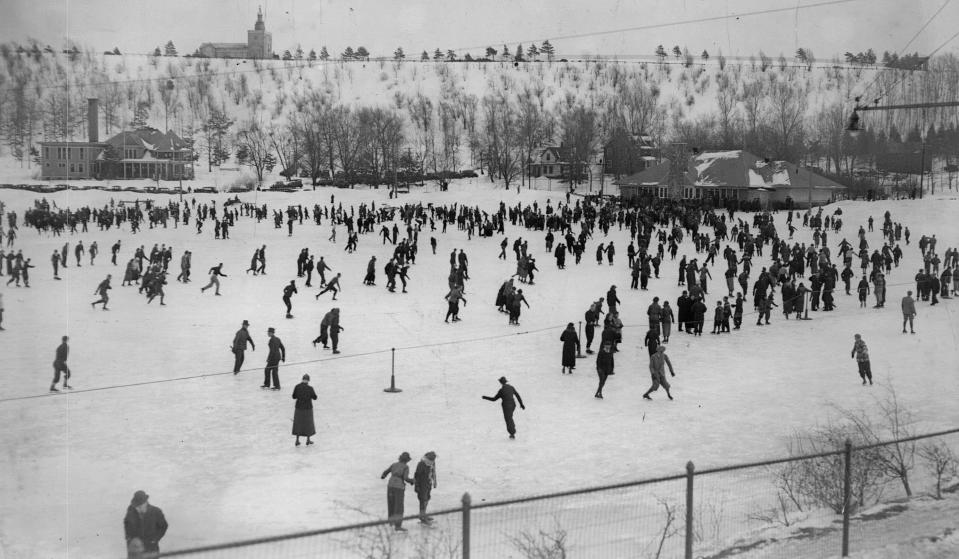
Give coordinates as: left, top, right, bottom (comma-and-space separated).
3, 188, 958, 548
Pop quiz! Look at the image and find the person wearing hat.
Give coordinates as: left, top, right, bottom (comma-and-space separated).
850, 334, 873, 385
643, 345, 675, 401
414, 451, 438, 524
231, 320, 255, 374
123, 490, 168, 556
381, 452, 415, 531
482, 376, 525, 439
262, 327, 286, 390
292, 374, 318, 445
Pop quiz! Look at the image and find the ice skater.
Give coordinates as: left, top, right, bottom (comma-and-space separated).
200, 263, 227, 295
231, 320, 255, 374
316, 273, 341, 300
850, 334, 873, 385
414, 451, 438, 524
482, 376, 525, 439
282, 280, 297, 318
50, 335, 71, 392
381, 452, 415, 531
292, 374, 317, 446
262, 327, 286, 390
91, 274, 112, 310
642, 345, 675, 401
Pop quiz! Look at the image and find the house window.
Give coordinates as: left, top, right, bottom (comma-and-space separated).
78, 163, 84, 173
44, 147, 49, 159
69, 163, 75, 172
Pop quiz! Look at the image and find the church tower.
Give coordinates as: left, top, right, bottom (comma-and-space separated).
247, 6, 273, 59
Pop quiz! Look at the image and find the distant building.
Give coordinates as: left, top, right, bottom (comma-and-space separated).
527, 146, 571, 179
197, 8, 273, 59
40, 99, 194, 181
616, 150, 846, 208
603, 130, 658, 177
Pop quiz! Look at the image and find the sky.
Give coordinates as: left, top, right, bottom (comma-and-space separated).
3, 0, 959, 60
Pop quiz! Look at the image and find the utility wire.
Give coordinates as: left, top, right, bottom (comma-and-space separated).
852, 0, 953, 105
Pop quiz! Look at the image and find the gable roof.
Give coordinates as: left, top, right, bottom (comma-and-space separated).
616, 150, 847, 190
104, 128, 191, 153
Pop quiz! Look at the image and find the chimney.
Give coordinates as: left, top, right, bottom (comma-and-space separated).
88, 98, 99, 143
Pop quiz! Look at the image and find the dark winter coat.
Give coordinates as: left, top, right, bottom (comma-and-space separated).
267, 336, 286, 365
292, 382, 318, 410
560, 328, 580, 367
414, 459, 436, 500
123, 504, 168, 552
232, 327, 254, 352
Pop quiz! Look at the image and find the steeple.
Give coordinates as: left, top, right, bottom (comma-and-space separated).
254, 6, 265, 31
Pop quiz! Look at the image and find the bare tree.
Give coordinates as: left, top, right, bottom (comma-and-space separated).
559, 103, 599, 185
235, 119, 275, 184
508, 521, 568, 559
917, 441, 958, 499
834, 385, 917, 498
768, 78, 807, 160
517, 90, 552, 186
328, 105, 365, 183
481, 92, 523, 189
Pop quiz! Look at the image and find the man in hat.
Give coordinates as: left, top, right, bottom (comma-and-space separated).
263, 327, 286, 390
482, 376, 525, 439
123, 490, 168, 555
381, 451, 415, 531
414, 451, 438, 524
231, 320, 255, 374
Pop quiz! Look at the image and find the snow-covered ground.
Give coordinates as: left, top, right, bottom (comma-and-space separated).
1, 180, 958, 558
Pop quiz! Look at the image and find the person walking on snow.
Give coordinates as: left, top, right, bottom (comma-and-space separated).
482, 376, 525, 439
381, 452, 415, 531
850, 334, 872, 385
414, 451, 438, 524
231, 319, 255, 374
642, 345, 675, 401
50, 335, 71, 392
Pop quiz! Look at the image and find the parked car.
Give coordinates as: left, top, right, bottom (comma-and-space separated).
194, 186, 217, 193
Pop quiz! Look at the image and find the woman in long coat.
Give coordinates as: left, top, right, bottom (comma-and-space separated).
292, 374, 317, 446
660, 301, 674, 342
560, 323, 580, 374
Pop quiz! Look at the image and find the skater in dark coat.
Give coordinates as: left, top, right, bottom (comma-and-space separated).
364, 256, 377, 285
91, 274, 112, 310
50, 335, 71, 392
292, 374, 317, 446
231, 320, 255, 374
595, 332, 615, 399
282, 280, 297, 318
606, 285, 620, 314
123, 490, 168, 555
262, 327, 286, 390
660, 301, 674, 342
643, 329, 661, 357
414, 451, 438, 524
381, 452, 415, 531
482, 376, 525, 439
560, 322, 580, 374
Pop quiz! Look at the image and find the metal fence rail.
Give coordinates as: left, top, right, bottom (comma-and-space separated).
156, 427, 959, 558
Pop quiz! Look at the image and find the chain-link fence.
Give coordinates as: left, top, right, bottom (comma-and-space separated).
156, 427, 959, 558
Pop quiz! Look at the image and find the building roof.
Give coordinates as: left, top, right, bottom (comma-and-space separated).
104, 128, 191, 153
616, 150, 847, 190
199, 42, 248, 50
